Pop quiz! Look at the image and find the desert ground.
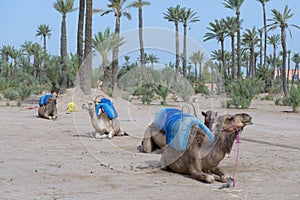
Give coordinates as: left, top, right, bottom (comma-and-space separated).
0, 88, 299, 199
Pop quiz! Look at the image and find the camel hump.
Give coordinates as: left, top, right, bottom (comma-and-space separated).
39, 94, 52, 106
96, 98, 118, 119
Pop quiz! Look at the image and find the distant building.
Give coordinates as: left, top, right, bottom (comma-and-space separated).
274, 69, 299, 80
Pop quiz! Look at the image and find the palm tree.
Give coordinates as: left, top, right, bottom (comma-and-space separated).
242, 27, 259, 77
1, 45, 13, 79
291, 53, 300, 85
30, 43, 42, 80
93, 27, 125, 92
189, 52, 198, 78
223, 0, 244, 78
179, 7, 200, 77
77, 0, 85, 69
224, 16, 239, 79
101, 0, 135, 90
147, 54, 160, 69
268, 5, 300, 96
35, 24, 52, 54
267, 34, 280, 80
81, 0, 92, 94
54, 0, 77, 93
204, 19, 227, 79
195, 50, 205, 80
163, 5, 182, 79
21, 41, 33, 64
287, 50, 291, 86
132, 0, 150, 73
256, 0, 270, 66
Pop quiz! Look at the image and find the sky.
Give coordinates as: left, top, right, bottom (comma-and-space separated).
1, 0, 300, 68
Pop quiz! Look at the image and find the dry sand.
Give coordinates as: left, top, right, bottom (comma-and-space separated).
0, 89, 299, 199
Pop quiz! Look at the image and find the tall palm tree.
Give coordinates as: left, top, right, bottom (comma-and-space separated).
163, 5, 182, 79
242, 27, 259, 77
147, 54, 160, 69
195, 50, 205, 80
211, 49, 223, 75
256, 0, 270, 66
223, 0, 244, 78
268, 5, 300, 96
179, 7, 200, 77
21, 41, 33, 64
77, 0, 85, 69
81, 0, 92, 94
132, 0, 150, 73
189, 52, 198, 78
267, 34, 280, 80
224, 16, 239, 79
291, 53, 300, 85
101, 0, 135, 90
204, 19, 227, 79
30, 43, 42, 80
287, 50, 291, 86
0, 45, 13, 79
54, 0, 77, 93
93, 27, 125, 92
35, 24, 52, 54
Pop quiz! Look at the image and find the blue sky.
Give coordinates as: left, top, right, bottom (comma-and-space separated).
1, 0, 300, 67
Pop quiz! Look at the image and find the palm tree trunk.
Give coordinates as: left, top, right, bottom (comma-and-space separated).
112, 16, 121, 90
259, 29, 263, 67
250, 48, 254, 77
43, 35, 47, 54
60, 14, 68, 93
287, 51, 291, 87
175, 22, 180, 80
77, 0, 85, 68
263, 3, 267, 66
271, 45, 277, 81
281, 27, 288, 96
182, 24, 187, 77
231, 35, 236, 79
81, 0, 92, 95
221, 39, 226, 79
237, 13, 241, 78
138, 0, 145, 74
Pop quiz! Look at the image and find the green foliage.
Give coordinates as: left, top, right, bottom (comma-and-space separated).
17, 100, 22, 107
224, 77, 265, 109
4, 89, 18, 100
193, 79, 210, 95
155, 84, 170, 105
289, 85, 300, 112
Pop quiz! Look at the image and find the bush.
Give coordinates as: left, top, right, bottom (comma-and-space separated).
289, 85, 300, 112
4, 89, 18, 100
224, 77, 265, 109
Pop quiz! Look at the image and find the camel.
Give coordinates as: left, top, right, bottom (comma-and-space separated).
82, 101, 126, 139
38, 93, 58, 120
160, 113, 252, 183
201, 110, 218, 129
141, 109, 217, 153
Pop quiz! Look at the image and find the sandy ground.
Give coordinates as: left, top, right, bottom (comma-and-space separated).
0, 89, 300, 200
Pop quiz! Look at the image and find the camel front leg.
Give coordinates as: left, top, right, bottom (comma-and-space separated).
107, 130, 114, 139
210, 166, 227, 183
189, 165, 215, 183
95, 132, 107, 139
142, 125, 154, 153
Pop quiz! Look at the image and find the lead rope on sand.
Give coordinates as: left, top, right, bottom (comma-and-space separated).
219, 115, 241, 189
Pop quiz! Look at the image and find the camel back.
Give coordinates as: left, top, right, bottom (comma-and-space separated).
154, 107, 214, 151
95, 97, 118, 119
39, 94, 52, 106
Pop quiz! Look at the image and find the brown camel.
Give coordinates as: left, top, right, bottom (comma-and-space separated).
38, 93, 58, 120
82, 101, 126, 139
201, 110, 218, 129
141, 110, 217, 153
160, 113, 252, 183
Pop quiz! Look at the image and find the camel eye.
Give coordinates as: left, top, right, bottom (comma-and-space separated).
226, 116, 234, 121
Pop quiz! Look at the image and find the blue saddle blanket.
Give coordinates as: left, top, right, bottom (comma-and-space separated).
39, 94, 52, 106
154, 107, 214, 151
95, 98, 118, 119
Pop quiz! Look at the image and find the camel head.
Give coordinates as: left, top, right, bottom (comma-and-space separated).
202, 110, 218, 129
82, 101, 95, 110
214, 113, 252, 134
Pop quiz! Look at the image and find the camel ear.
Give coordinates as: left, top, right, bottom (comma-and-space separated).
201, 111, 207, 117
